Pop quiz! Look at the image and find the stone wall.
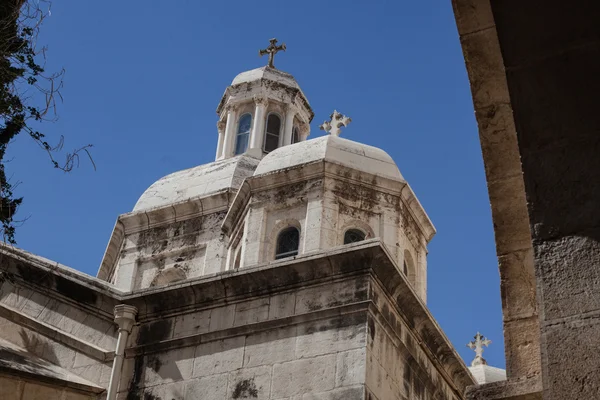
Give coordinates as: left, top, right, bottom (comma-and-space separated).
116, 242, 472, 399
0, 375, 97, 400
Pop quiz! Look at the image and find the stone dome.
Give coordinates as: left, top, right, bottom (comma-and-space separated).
231, 66, 300, 90
469, 364, 507, 384
133, 149, 261, 212
253, 135, 404, 181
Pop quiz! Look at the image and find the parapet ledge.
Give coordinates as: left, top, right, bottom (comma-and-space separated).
466, 376, 542, 400
0, 242, 124, 298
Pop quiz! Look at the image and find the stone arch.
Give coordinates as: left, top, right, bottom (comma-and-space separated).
266, 219, 303, 261
453, 0, 540, 381
338, 219, 375, 246
151, 266, 187, 288
403, 249, 417, 286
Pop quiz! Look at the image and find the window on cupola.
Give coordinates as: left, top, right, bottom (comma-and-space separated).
292, 126, 300, 144
275, 227, 300, 260
344, 229, 366, 245
264, 113, 281, 153
235, 113, 252, 155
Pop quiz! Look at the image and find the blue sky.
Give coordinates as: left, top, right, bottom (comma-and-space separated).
8, 1, 504, 368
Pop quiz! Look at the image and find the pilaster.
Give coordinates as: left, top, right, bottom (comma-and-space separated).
221, 105, 238, 159
250, 96, 267, 151
282, 105, 296, 146
215, 120, 226, 160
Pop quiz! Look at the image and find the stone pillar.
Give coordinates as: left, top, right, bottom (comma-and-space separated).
416, 244, 428, 303
304, 193, 325, 253
222, 105, 238, 159
241, 205, 266, 267
106, 304, 137, 400
215, 120, 226, 160
250, 96, 267, 151
282, 106, 296, 146
298, 123, 310, 142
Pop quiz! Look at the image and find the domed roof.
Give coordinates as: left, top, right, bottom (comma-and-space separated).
253, 135, 404, 181
469, 364, 507, 384
133, 150, 261, 212
231, 66, 299, 89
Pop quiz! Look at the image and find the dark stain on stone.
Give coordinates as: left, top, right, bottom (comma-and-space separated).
148, 356, 162, 373
55, 276, 97, 305
15, 262, 53, 287
305, 313, 366, 335
403, 363, 412, 397
368, 316, 376, 342
304, 299, 322, 312
138, 319, 173, 345
127, 355, 145, 400
232, 378, 258, 398
143, 393, 160, 400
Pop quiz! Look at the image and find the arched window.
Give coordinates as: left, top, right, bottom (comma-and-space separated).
344, 229, 366, 245
275, 227, 300, 260
264, 113, 281, 153
292, 126, 300, 144
403, 261, 408, 275
235, 113, 252, 155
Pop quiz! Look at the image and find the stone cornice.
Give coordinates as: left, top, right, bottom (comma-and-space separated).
221, 160, 436, 242
216, 78, 314, 123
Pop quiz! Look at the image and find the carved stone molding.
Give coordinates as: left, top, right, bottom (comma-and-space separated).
253, 95, 268, 106
225, 103, 238, 113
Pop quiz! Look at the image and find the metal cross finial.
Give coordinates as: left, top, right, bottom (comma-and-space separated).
319, 110, 351, 137
467, 332, 492, 366
259, 38, 286, 69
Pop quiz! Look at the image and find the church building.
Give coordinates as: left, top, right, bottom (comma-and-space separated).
0, 40, 479, 399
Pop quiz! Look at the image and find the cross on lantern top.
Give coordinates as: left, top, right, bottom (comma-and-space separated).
259, 38, 286, 69
467, 332, 492, 366
320, 110, 352, 137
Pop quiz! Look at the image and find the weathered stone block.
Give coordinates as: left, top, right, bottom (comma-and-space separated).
268, 292, 296, 319
535, 233, 600, 320
144, 346, 195, 386
451, 0, 495, 36
487, 175, 532, 256
227, 365, 272, 399
0, 376, 22, 399
459, 27, 511, 110
244, 326, 297, 368
543, 318, 600, 400
295, 279, 366, 315
185, 373, 229, 398
234, 297, 269, 326
295, 317, 366, 359
173, 309, 210, 338
503, 316, 541, 379
498, 248, 537, 322
20, 291, 51, 319
271, 354, 336, 398
208, 304, 235, 332
193, 337, 244, 378
1, 285, 32, 310
476, 103, 522, 185
301, 385, 364, 400
522, 140, 600, 239
72, 361, 112, 388
335, 348, 366, 388
20, 382, 63, 400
